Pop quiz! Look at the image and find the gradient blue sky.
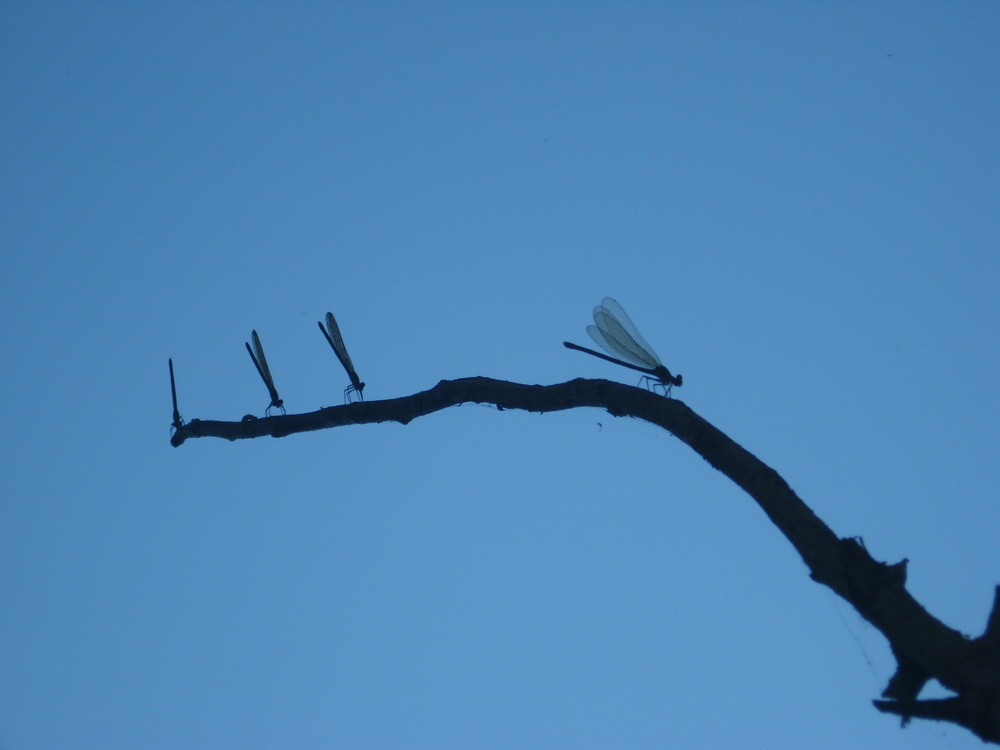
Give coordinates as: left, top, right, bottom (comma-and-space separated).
2, 3, 998, 748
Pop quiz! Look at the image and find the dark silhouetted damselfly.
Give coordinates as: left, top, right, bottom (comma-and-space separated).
168, 358, 184, 432
245, 330, 285, 416
318, 311, 365, 403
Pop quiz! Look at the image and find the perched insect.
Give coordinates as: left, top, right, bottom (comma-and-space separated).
245, 330, 285, 416
168, 358, 184, 432
318, 311, 365, 403
564, 297, 682, 396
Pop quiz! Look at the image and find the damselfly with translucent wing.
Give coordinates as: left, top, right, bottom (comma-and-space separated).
564, 297, 682, 396
318, 311, 365, 403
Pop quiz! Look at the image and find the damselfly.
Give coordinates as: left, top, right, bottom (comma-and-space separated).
318, 311, 365, 403
245, 330, 285, 416
168, 358, 184, 432
564, 297, 682, 396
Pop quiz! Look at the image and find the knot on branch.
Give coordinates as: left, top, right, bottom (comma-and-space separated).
821, 537, 908, 614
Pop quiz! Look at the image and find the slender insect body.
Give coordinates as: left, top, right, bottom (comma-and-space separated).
564, 297, 682, 396
319, 311, 365, 403
168, 358, 184, 432
245, 329, 286, 416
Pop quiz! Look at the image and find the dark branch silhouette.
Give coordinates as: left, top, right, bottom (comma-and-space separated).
170, 375, 1000, 743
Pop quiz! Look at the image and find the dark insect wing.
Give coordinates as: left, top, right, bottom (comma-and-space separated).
588, 298, 662, 370
251, 330, 275, 388
324, 312, 355, 374
169, 358, 179, 414
168, 358, 183, 430
319, 311, 364, 400
247, 330, 283, 412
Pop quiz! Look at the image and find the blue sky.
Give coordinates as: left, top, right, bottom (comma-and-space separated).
2, 2, 998, 748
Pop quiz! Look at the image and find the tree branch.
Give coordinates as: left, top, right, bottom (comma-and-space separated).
170, 375, 1000, 742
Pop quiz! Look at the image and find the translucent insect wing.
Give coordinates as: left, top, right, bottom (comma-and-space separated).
591, 298, 661, 369
585, 324, 642, 368
599, 298, 661, 362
